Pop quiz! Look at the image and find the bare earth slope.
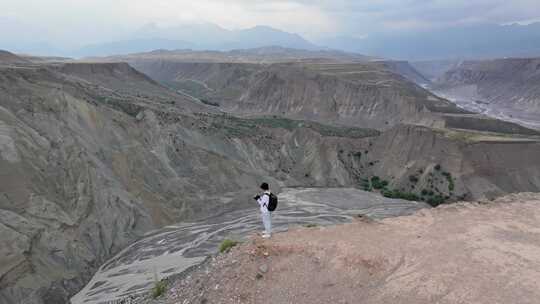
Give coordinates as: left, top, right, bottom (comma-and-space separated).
377, 60, 431, 86
156, 192, 540, 304
126, 59, 465, 129
432, 58, 540, 129
0, 50, 31, 65
411, 59, 461, 81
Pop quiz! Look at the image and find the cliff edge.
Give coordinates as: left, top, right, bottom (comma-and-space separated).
142, 192, 540, 304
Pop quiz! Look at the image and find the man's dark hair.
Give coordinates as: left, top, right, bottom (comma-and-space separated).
260, 182, 269, 190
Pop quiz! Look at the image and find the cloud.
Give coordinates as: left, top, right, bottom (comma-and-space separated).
0, 0, 539, 47
334, 0, 540, 33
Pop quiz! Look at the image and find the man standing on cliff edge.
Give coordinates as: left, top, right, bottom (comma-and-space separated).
254, 182, 273, 238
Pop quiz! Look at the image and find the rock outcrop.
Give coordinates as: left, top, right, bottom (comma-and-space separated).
368, 124, 540, 200
128, 60, 465, 130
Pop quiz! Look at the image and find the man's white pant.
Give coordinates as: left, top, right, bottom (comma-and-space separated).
261, 212, 272, 235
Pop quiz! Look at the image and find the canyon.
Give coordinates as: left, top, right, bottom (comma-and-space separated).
1, 49, 540, 303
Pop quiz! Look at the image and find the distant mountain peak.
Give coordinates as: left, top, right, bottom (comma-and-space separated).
73, 23, 320, 57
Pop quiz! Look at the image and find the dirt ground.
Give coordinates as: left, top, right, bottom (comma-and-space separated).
155, 192, 540, 304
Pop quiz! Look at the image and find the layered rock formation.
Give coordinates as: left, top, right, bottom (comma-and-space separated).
127, 59, 465, 130
432, 58, 540, 128
368, 124, 540, 200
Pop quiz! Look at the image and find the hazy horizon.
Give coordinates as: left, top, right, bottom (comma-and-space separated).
2, 0, 540, 59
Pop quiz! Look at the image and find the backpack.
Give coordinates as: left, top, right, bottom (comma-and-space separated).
265, 193, 278, 212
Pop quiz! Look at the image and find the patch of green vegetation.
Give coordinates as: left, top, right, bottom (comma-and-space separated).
442, 171, 455, 191
151, 280, 167, 299
427, 195, 446, 207
250, 117, 380, 139
304, 223, 318, 228
367, 171, 450, 206
371, 176, 389, 189
360, 178, 372, 191
219, 239, 239, 253
434, 164, 441, 171
209, 115, 380, 139
381, 189, 420, 201
209, 116, 259, 137
200, 98, 220, 107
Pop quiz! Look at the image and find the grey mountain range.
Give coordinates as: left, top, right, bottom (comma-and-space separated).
3, 21, 540, 60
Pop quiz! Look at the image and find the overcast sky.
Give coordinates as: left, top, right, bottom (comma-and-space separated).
2, 0, 540, 47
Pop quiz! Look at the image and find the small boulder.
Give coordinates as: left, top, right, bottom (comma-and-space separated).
258, 264, 268, 273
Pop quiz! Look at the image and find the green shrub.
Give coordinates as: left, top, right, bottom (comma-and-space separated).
409, 175, 419, 183
427, 195, 445, 207
371, 176, 388, 189
152, 280, 167, 299
442, 172, 455, 191
435, 164, 441, 171
360, 178, 371, 191
382, 189, 420, 201
219, 239, 239, 253
200, 98, 220, 107
304, 223, 318, 228
381, 189, 393, 198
